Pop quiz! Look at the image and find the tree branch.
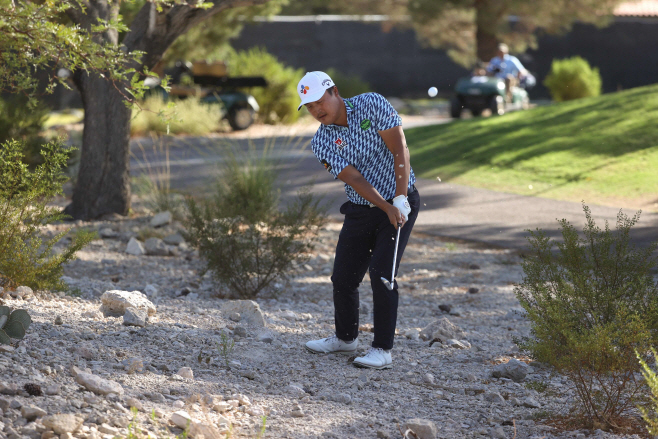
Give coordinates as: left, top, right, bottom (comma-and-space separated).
123, 0, 272, 71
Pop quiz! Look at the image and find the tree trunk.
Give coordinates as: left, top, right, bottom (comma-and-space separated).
65, 73, 132, 219
475, 0, 500, 62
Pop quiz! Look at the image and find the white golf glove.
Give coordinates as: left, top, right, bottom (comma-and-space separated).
392, 195, 411, 222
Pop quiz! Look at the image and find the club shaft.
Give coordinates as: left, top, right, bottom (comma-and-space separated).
390, 225, 401, 281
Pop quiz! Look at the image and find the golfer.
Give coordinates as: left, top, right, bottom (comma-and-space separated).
299, 71, 420, 369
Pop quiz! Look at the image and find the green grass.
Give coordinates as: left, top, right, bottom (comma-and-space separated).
406, 84, 658, 211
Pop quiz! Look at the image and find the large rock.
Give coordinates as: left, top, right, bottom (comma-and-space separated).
170, 411, 193, 429
221, 300, 266, 327
10, 286, 32, 298
163, 233, 185, 245
491, 358, 530, 383
404, 419, 438, 439
150, 211, 172, 228
144, 238, 169, 256
21, 405, 47, 421
75, 373, 124, 395
123, 307, 147, 327
42, 414, 84, 434
125, 237, 146, 256
419, 318, 464, 342
100, 290, 156, 317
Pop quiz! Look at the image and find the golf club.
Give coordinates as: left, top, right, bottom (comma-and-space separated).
381, 223, 402, 291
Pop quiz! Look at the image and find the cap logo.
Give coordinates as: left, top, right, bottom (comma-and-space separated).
300, 85, 309, 95
322, 79, 332, 87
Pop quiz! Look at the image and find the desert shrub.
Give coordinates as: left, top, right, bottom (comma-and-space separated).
0, 139, 95, 291
226, 47, 304, 124
638, 348, 658, 434
326, 68, 372, 98
0, 96, 49, 165
515, 203, 658, 429
131, 96, 223, 136
184, 151, 327, 298
544, 56, 602, 102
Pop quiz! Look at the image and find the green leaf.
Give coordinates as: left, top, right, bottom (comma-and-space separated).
0, 329, 11, 345
3, 321, 25, 339
0, 306, 10, 318
7, 309, 31, 332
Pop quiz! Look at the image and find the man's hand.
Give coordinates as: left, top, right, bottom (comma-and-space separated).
392, 195, 411, 222
385, 204, 405, 229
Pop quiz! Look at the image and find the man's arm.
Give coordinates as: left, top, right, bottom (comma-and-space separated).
379, 126, 410, 198
337, 165, 404, 228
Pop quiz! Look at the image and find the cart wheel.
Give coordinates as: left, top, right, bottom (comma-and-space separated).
450, 97, 463, 119
227, 106, 254, 131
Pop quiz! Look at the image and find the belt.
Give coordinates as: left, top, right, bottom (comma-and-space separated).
368, 184, 417, 208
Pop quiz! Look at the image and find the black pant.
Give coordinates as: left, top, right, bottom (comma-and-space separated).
331, 189, 420, 350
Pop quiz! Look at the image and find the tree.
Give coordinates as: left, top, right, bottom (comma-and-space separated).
281, 0, 627, 67
1, 0, 278, 220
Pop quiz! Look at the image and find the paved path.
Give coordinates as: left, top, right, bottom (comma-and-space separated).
130, 131, 658, 253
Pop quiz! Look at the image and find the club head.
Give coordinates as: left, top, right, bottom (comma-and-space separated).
380, 277, 394, 291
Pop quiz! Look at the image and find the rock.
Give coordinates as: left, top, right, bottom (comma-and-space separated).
330, 393, 351, 405
213, 402, 231, 413
422, 373, 435, 384
491, 359, 529, 383
469, 264, 481, 270
523, 397, 541, 408
0, 397, 9, 411
468, 287, 480, 294
74, 345, 96, 360
41, 414, 84, 435
438, 304, 451, 313
170, 411, 193, 429
75, 373, 124, 395
404, 418, 438, 439
359, 302, 370, 316
229, 312, 241, 322
233, 326, 247, 338
100, 290, 156, 317
82, 309, 103, 320
221, 300, 266, 327
403, 328, 420, 340
163, 233, 185, 245
125, 237, 146, 256
190, 421, 224, 438
125, 397, 144, 412
0, 382, 18, 395
44, 385, 60, 396
377, 430, 391, 439
123, 307, 148, 327
98, 424, 119, 435
144, 238, 169, 256
291, 408, 305, 417
11, 285, 33, 298
150, 211, 172, 228
446, 339, 469, 349
419, 318, 464, 342
490, 426, 507, 438
256, 331, 274, 343
484, 393, 506, 404
54, 316, 63, 325
176, 367, 194, 379
284, 385, 306, 397
173, 400, 185, 409
144, 284, 159, 297
10, 398, 21, 409
99, 228, 118, 239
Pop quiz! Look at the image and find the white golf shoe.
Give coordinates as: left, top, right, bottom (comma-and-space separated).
353, 347, 392, 369
305, 335, 358, 354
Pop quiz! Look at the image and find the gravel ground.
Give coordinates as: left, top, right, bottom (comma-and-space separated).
0, 210, 649, 439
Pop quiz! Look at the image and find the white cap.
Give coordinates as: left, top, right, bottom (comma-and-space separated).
297, 71, 335, 110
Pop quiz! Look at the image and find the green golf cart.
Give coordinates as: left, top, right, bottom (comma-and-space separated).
450, 76, 529, 118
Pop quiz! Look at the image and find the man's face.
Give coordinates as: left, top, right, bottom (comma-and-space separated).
496, 49, 505, 58
304, 88, 341, 125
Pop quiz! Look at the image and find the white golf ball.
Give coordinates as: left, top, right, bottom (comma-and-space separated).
428, 87, 438, 97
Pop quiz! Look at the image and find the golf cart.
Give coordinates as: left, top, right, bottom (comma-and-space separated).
450, 75, 529, 118
146, 60, 266, 131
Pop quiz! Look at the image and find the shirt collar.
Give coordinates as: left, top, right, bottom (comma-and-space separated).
344, 98, 355, 114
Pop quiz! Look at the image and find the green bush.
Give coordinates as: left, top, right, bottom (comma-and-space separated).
638, 348, 658, 434
0, 139, 95, 291
184, 149, 327, 298
544, 56, 602, 102
0, 96, 49, 165
226, 47, 304, 124
131, 96, 223, 136
326, 68, 372, 98
515, 204, 658, 429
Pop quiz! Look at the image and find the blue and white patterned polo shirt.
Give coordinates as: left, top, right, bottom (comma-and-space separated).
310, 93, 416, 205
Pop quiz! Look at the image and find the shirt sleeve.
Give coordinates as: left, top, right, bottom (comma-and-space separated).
311, 140, 349, 180
369, 93, 402, 132
486, 57, 500, 72
510, 56, 525, 72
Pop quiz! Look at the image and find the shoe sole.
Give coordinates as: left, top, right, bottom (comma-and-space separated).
305, 346, 356, 355
352, 361, 393, 370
